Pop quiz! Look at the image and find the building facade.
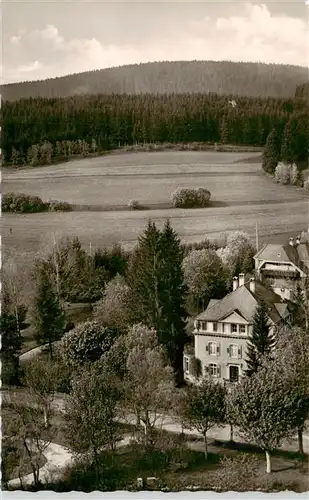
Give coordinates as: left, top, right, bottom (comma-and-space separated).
184, 274, 291, 385
254, 236, 309, 301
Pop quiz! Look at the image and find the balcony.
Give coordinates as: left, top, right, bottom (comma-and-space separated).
262, 268, 299, 278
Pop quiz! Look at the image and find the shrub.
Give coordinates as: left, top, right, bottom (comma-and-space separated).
191, 357, 202, 378
171, 188, 211, 208
48, 200, 72, 212
128, 199, 141, 210
274, 162, 290, 184
58, 320, 119, 367
290, 164, 303, 186
274, 162, 303, 186
304, 180, 309, 192
2, 192, 48, 213
208, 454, 259, 492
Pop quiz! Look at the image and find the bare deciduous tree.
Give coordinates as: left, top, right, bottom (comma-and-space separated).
3, 395, 52, 488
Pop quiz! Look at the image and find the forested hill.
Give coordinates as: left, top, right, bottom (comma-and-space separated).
2, 60, 308, 101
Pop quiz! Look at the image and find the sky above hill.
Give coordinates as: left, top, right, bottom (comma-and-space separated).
2, 0, 309, 83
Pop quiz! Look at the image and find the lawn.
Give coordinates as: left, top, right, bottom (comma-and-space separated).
42, 415, 309, 493
2, 151, 308, 259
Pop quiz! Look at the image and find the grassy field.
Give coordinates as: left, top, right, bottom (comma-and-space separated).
2, 151, 308, 258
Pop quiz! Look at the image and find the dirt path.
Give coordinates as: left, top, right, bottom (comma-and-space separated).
7, 435, 133, 489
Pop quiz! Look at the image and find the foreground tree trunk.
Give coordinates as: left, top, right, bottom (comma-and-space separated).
203, 432, 208, 460
141, 414, 152, 448
48, 338, 53, 360
265, 450, 272, 474
298, 427, 304, 455
43, 406, 49, 428
229, 423, 234, 442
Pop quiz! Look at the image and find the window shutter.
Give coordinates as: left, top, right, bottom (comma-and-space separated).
217, 365, 221, 378
227, 346, 230, 357
216, 344, 220, 356
238, 345, 242, 359
205, 344, 209, 353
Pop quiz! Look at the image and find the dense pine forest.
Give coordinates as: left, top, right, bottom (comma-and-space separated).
2, 91, 308, 167
2, 60, 308, 102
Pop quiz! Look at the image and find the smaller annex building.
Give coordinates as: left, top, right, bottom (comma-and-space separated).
254, 236, 309, 302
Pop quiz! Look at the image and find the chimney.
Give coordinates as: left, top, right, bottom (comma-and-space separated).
289, 237, 294, 247
249, 277, 255, 293
232, 276, 239, 291
239, 273, 245, 287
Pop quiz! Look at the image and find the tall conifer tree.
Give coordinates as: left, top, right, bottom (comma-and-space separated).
262, 128, 281, 174
32, 264, 66, 359
245, 301, 276, 377
159, 219, 187, 384
127, 219, 187, 384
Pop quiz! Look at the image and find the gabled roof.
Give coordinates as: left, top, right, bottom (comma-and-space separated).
274, 303, 289, 319
254, 242, 309, 272
196, 278, 285, 325
254, 244, 293, 263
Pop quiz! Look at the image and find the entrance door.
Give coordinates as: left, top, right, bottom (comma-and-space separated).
229, 365, 239, 382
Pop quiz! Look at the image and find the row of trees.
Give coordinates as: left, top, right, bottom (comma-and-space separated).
2, 92, 307, 165
3, 317, 307, 488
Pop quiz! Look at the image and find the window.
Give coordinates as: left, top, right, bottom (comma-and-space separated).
207, 363, 221, 377
231, 324, 237, 333
209, 363, 218, 376
209, 342, 217, 356
201, 321, 207, 331
213, 322, 218, 332
184, 357, 189, 373
229, 365, 239, 382
206, 342, 220, 356
205, 364, 221, 378
239, 325, 246, 334
230, 344, 239, 358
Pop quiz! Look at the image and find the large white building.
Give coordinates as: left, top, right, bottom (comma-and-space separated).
184, 274, 291, 386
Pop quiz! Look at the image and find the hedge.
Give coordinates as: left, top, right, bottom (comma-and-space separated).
2, 192, 72, 213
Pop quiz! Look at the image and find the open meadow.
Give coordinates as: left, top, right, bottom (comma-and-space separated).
2, 151, 308, 258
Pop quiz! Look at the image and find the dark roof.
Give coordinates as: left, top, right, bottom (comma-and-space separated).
254, 243, 309, 272
196, 278, 284, 324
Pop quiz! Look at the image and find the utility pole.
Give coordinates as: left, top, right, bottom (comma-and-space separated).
255, 222, 259, 252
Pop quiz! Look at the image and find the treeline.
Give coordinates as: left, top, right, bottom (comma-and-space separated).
2, 92, 307, 166
262, 111, 309, 179
2, 60, 308, 101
